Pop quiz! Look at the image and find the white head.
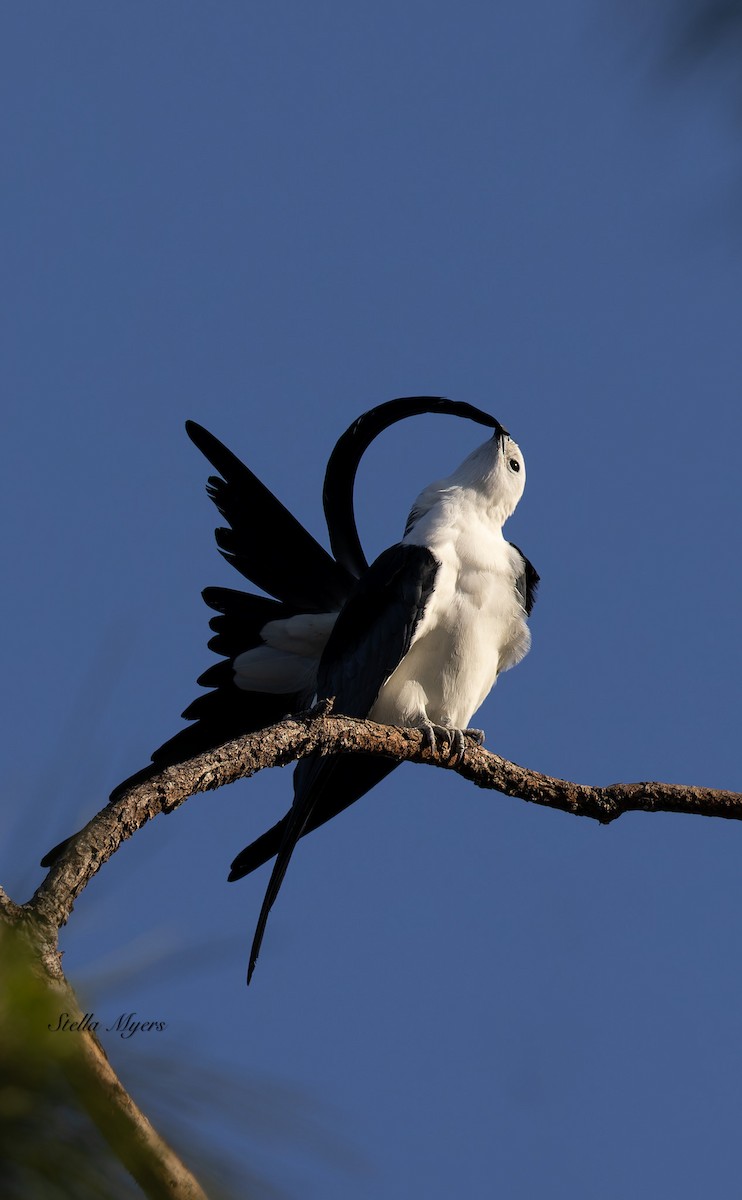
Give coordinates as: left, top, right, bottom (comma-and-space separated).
406, 422, 526, 535
445, 425, 526, 524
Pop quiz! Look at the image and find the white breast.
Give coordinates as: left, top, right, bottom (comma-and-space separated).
370, 497, 530, 730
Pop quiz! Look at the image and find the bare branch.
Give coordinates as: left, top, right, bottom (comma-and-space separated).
24, 707, 742, 935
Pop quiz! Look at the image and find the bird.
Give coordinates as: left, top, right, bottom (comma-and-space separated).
39, 398, 505, 866
237, 409, 539, 982
110, 397, 502, 793
42, 399, 538, 982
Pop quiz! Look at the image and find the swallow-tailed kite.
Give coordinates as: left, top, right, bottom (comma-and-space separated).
41, 398, 538, 987
240, 407, 538, 981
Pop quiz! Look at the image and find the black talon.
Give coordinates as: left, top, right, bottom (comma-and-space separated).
463, 728, 485, 746
420, 722, 438, 752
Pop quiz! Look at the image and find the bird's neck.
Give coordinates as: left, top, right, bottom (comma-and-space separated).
405, 486, 509, 557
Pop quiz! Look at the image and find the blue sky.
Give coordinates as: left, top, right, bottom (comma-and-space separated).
2, 3, 741, 1197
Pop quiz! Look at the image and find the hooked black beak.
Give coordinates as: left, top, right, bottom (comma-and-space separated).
491, 420, 509, 446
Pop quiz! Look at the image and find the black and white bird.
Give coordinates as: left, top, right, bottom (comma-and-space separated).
41, 397, 538, 984
104, 397, 503, 795
240, 406, 538, 981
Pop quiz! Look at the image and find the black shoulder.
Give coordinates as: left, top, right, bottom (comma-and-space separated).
509, 542, 540, 616
317, 542, 440, 717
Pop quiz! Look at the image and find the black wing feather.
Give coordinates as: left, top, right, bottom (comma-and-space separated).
509, 542, 540, 616
185, 421, 354, 610
203, 587, 287, 657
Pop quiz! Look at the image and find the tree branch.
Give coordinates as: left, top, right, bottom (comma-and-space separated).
24, 706, 742, 937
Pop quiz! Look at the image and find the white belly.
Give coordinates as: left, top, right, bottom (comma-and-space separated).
370, 547, 530, 730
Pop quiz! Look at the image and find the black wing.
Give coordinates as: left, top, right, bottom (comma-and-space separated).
185, 421, 354, 611
509, 543, 540, 616
108, 423, 359, 800
245, 542, 440, 982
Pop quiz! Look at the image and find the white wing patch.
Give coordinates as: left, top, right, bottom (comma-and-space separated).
233, 612, 337, 694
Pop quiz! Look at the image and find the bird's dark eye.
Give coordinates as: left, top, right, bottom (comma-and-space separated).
509, 458, 520, 472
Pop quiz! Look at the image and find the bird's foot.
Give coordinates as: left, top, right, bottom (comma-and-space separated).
419, 722, 477, 761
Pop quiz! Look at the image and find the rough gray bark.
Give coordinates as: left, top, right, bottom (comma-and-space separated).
23, 702, 742, 939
